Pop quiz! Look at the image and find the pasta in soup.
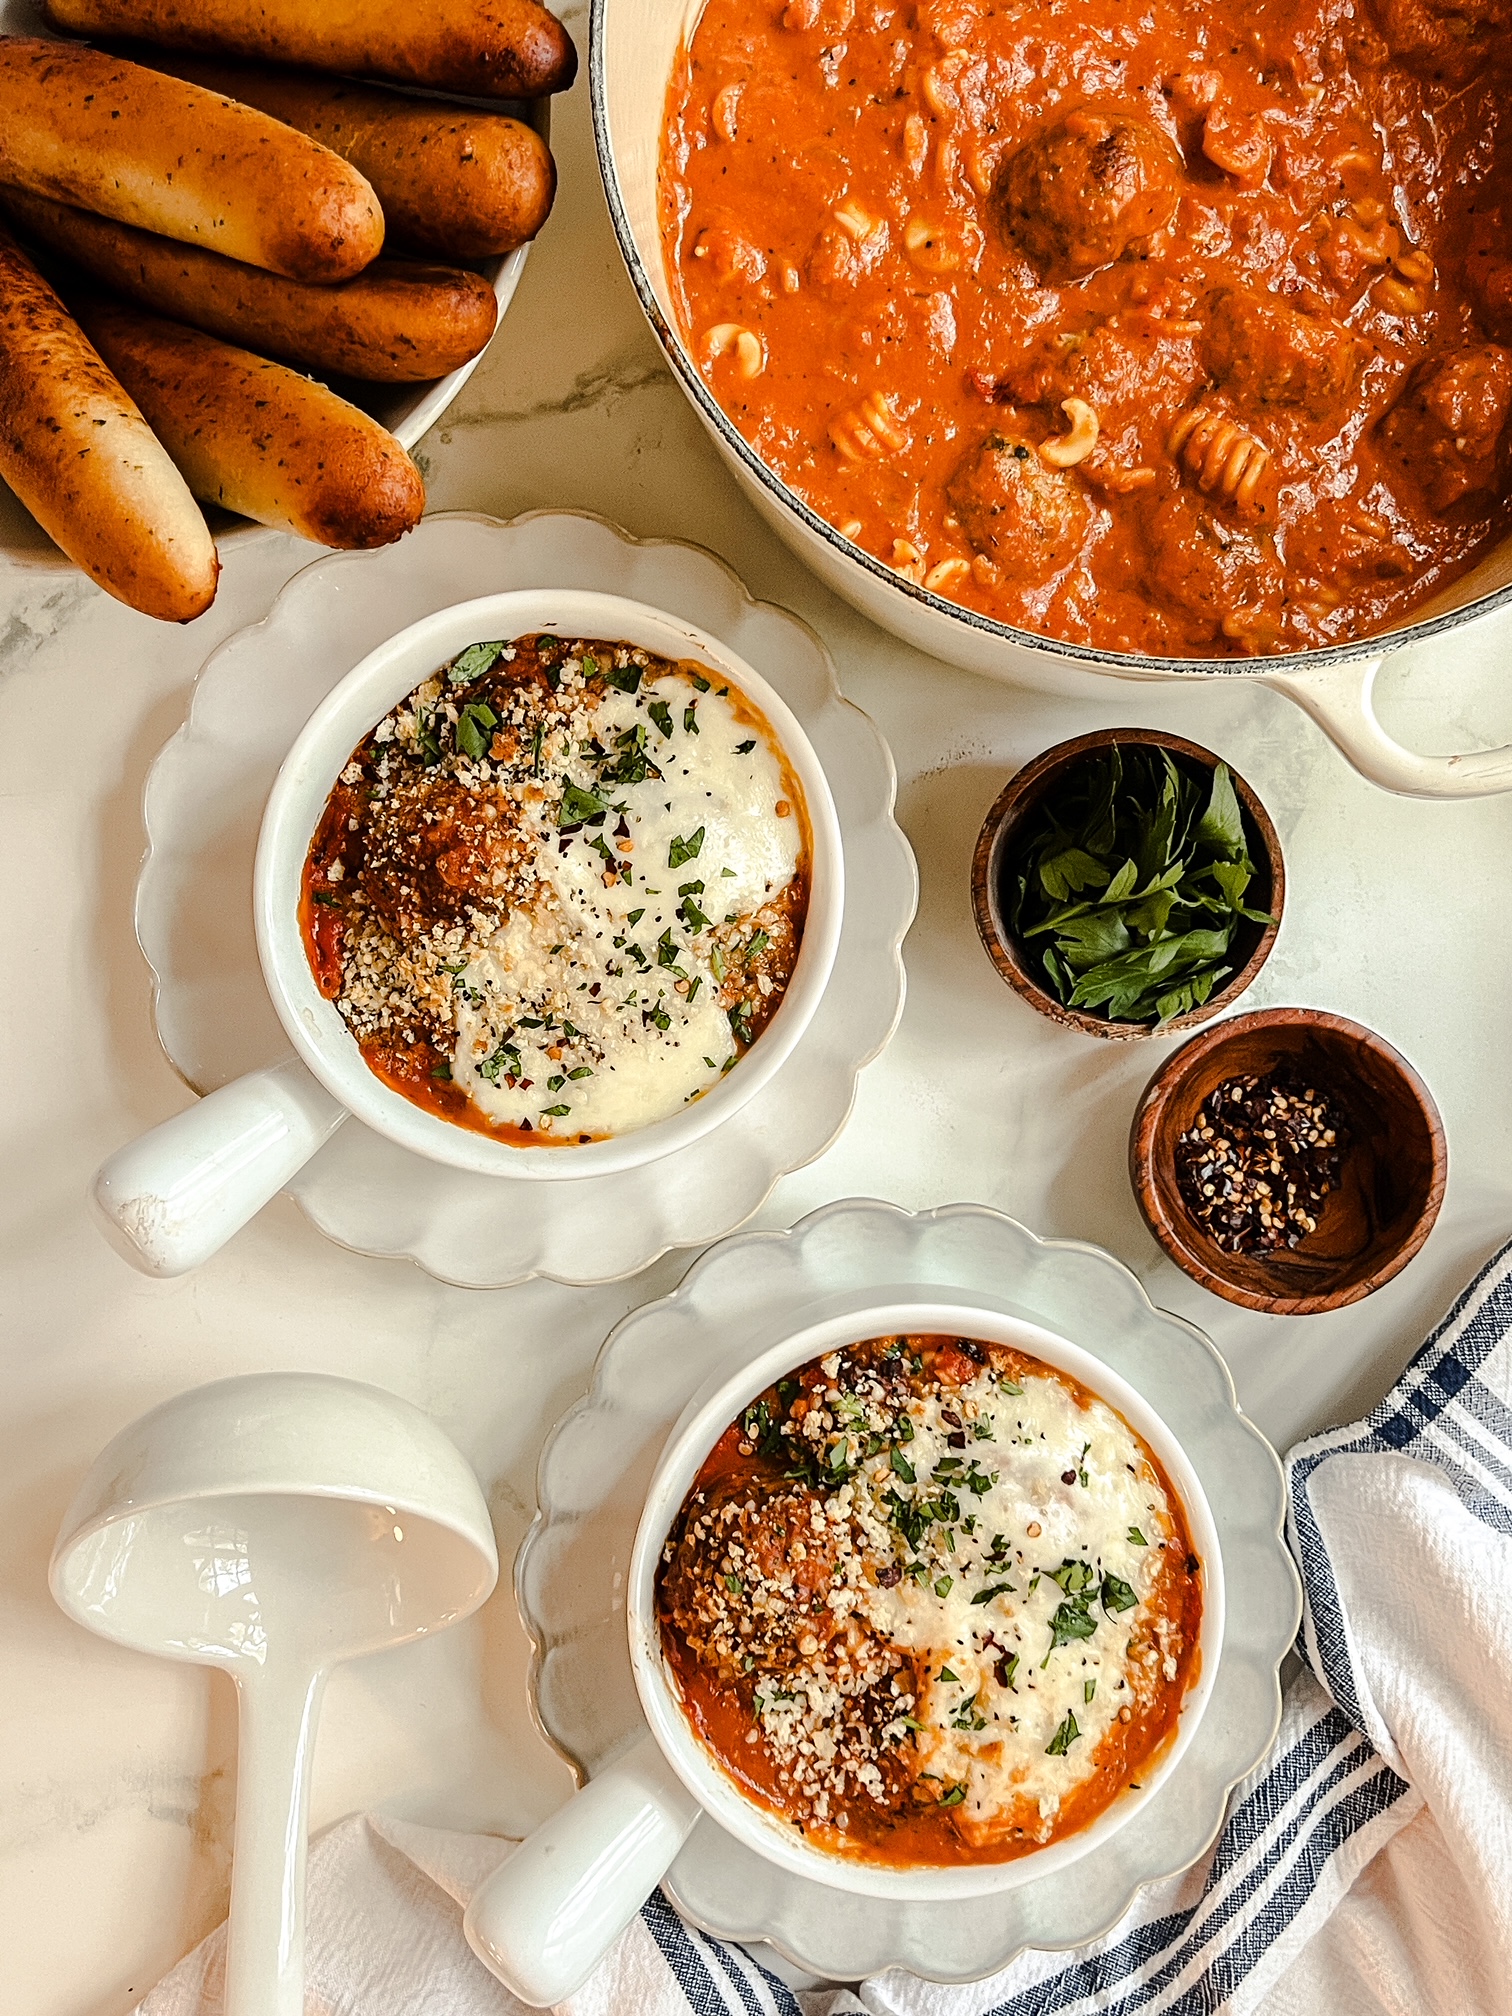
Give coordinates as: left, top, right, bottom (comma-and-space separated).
657, 1334, 1203, 1866
660, 0, 1512, 656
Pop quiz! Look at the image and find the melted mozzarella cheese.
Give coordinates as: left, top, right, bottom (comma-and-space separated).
449, 668, 801, 1137
851, 1371, 1181, 1842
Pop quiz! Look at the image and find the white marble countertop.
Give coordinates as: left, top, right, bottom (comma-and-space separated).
3, 19, 1512, 2010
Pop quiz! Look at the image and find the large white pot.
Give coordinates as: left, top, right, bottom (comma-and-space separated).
590, 0, 1512, 798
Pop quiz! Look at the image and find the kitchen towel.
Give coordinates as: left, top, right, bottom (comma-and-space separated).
141, 1236, 1512, 2016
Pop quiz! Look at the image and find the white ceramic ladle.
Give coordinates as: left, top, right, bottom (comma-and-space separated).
51, 1373, 499, 2016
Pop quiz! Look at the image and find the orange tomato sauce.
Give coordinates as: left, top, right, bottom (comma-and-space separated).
660, 0, 1512, 656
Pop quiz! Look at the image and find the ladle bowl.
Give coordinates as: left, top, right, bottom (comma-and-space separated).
51, 1373, 499, 2016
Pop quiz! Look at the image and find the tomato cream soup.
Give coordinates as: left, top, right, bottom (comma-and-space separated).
658, 1334, 1203, 1865
661, 0, 1512, 656
301, 633, 810, 1144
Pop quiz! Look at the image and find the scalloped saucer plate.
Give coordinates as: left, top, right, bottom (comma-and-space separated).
518, 1198, 1302, 1983
134, 510, 916, 1286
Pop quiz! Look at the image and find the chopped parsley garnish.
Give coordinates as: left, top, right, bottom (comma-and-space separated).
559, 782, 608, 826
890, 1446, 916, 1482
951, 1688, 986, 1730
1047, 1599, 1099, 1652
970, 1581, 1017, 1605
648, 698, 674, 739
477, 1040, 521, 1085
683, 703, 700, 734
1050, 1559, 1096, 1595
938, 1782, 967, 1808
541, 1103, 571, 1117
1046, 1711, 1082, 1756
939, 1666, 959, 1684
454, 699, 498, 760
746, 929, 770, 959
603, 663, 643, 693
447, 639, 506, 683
1101, 1573, 1138, 1613
669, 825, 705, 868
1085, 1680, 1097, 1702
934, 1575, 953, 1599
734, 738, 756, 754
1128, 1527, 1148, 1546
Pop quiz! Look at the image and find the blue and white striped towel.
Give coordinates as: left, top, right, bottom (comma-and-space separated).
143, 1240, 1512, 2016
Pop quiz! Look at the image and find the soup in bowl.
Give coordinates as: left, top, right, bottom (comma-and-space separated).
462, 1301, 1223, 2003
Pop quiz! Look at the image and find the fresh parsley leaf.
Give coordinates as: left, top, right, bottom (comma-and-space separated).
1046, 1711, 1081, 1756
1101, 1573, 1138, 1613
1048, 1600, 1098, 1650
559, 782, 608, 826
447, 639, 506, 684
971, 1581, 1016, 1604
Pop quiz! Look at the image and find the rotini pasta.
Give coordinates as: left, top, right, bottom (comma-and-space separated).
1168, 406, 1272, 517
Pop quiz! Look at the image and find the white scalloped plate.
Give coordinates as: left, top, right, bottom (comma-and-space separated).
133, 511, 916, 1286
518, 1198, 1301, 1983
0, 0, 544, 565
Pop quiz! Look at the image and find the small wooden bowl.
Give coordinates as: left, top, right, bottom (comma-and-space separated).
1129, 1008, 1447, 1314
971, 728, 1285, 1041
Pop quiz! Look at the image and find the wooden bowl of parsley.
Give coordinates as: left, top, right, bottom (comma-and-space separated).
971, 729, 1284, 1039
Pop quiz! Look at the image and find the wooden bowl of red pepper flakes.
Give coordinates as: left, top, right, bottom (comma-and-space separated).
1129, 1008, 1447, 1315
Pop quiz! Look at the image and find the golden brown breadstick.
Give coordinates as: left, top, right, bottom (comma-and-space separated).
70, 293, 426, 549
131, 54, 556, 260
0, 226, 216, 620
44, 0, 577, 99
5, 191, 498, 382
0, 37, 382, 283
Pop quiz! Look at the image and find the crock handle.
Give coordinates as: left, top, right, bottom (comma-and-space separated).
463, 1733, 701, 2008
92, 1055, 346, 1277
1259, 656, 1512, 799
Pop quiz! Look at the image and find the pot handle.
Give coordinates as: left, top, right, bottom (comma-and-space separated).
463, 1732, 701, 2008
1258, 655, 1512, 799
92, 1056, 346, 1277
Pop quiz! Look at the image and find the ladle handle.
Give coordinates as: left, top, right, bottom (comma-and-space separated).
1261, 656, 1512, 799
92, 1056, 345, 1276
463, 1733, 700, 2006
226, 1663, 326, 2016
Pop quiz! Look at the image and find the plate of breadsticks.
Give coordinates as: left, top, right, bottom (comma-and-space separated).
0, 0, 573, 618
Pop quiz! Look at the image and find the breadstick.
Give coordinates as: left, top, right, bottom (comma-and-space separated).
132, 54, 555, 260
0, 36, 382, 282
0, 226, 216, 620
71, 293, 426, 549
5, 191, 498, 382
44, 0, 577, 99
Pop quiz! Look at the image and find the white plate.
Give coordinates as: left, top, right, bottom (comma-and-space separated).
134, 510, 917, 1286
517, 1197, 1302, 1982
0, 0, 542, 564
